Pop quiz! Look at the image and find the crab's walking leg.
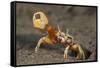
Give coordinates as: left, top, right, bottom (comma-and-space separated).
64, 45, 70, 59
35, 36, 53, 53
71, 43, 85, 60
35, 37, 44, 53
76, 44, 85, 59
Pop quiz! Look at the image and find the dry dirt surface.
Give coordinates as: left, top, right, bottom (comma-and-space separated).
16, 3, 97, 65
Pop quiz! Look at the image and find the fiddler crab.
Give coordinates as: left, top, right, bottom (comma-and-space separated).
33, 12, 86, 60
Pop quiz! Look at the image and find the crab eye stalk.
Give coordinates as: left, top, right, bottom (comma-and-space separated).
57, 25, 61, 33
66, 28, 69, 35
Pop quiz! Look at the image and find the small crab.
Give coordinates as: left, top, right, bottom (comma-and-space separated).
33, 12, 86, 60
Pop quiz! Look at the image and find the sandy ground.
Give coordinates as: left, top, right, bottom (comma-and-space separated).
16, 3, 97, 65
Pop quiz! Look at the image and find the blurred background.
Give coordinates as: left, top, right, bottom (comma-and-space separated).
16, 2, 97, 65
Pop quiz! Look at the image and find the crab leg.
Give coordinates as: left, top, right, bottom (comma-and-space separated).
64, 45, 70, 59
35, 37, 44, 53
35, 36, 54, 53
76, 44, 85, 59
70, 43, 85, 60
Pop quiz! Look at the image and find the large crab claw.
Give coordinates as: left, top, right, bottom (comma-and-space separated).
33, 12, 48, 30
